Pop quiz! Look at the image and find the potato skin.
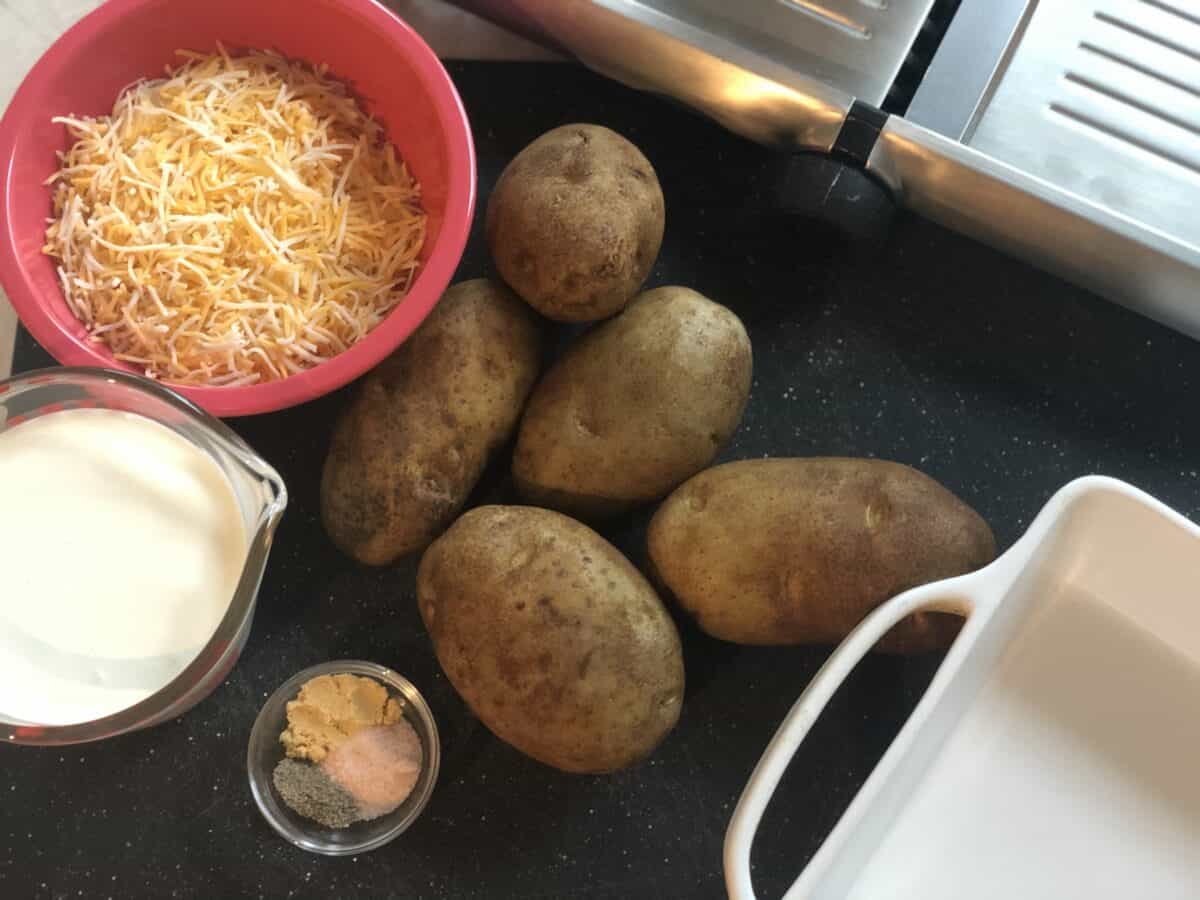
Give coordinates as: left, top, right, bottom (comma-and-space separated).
417, 505, 685, 773
486, 124, 665, 322
647, 459, 996, 653
513, 286, 752, 518
321, 280, 541, 565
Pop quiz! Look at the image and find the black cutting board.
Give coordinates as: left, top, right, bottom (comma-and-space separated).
5, 62, 1200, 900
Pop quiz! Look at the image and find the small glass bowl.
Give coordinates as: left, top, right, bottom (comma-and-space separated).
247, 660, 440, 856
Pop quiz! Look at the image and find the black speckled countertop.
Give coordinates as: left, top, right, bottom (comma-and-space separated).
4, 63, 1200, 900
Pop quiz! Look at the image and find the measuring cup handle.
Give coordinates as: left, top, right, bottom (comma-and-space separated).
723, 583, 964, 900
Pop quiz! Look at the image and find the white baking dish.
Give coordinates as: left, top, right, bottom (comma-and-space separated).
726, 476, 1200, 900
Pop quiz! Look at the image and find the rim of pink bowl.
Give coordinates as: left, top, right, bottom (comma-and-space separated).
0, 0, 476, 417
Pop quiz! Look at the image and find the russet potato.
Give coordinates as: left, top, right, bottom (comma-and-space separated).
321, 279, 542, 564
647, 458, 996, 653
486, 124, 664, 322
418, 505, 685, 773
513, 286, 752, 518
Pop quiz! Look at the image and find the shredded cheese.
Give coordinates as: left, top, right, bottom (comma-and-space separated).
43, 47, 427, 385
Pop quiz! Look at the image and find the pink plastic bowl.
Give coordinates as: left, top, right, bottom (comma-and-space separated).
0, 0, 475, 416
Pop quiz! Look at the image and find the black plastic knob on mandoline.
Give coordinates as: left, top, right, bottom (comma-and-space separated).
750, 152, 896, 246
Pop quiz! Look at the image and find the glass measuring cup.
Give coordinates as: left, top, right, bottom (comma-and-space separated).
0, 367, 287, 745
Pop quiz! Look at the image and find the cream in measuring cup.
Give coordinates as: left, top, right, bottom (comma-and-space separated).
0, 407, 247, 725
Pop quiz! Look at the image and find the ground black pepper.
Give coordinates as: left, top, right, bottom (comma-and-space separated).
272, 758, 360, 829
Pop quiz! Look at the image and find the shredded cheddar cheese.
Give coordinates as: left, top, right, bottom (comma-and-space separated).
43, 47, 427, 386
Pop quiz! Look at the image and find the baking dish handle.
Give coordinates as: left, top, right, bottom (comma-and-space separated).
723, 585, 961, 900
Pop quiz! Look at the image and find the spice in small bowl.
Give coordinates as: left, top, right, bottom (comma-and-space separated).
274, 671, 423, 825
247, 661, 439, 855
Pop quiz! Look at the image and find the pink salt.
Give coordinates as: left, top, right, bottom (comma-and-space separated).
321, 721, 423, 820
